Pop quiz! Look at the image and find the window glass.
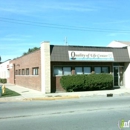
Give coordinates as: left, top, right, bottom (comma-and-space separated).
32, 67, 39, 75
22, 69, 25, 75
63, 67, 71, 75
19, 69, 21, 75
75, 67, 83, 74
84, 67, 91, 74
26, 68, 29, 75
102, 67, 109, 73
54, 67, 62, 76
94, 67, 101, 74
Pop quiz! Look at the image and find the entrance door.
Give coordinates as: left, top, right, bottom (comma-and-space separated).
113, 66, 123, 86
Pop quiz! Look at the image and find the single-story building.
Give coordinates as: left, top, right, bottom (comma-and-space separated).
0, 59, 11, 83
1, 41, 130, 93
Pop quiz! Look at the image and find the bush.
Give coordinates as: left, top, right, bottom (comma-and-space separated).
60, 75, 85, 92
60, 74, 113, 92
0, 78, 7, 83
84, 73, 113, 90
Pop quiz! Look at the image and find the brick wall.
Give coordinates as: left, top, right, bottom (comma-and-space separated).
9, 49, 41, 91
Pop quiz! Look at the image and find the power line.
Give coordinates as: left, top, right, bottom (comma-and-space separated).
0, 17, 130, 33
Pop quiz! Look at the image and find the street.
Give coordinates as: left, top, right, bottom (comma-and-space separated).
0, 96, 130, 130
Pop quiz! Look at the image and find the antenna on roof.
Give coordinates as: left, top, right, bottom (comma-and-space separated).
65, 37, 68, 46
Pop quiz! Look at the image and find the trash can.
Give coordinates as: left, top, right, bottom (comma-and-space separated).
0, 85, 2, 97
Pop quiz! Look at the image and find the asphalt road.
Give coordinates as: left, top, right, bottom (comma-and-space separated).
0, 96, 130, 130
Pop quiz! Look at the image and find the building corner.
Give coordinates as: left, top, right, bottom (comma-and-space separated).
41, 41, 51, 94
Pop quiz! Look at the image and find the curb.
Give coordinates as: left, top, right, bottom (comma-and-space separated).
0, 92, 130, 102
24, 95, 79, 101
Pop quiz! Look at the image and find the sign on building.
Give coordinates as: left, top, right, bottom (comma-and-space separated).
68, 51, 114, 61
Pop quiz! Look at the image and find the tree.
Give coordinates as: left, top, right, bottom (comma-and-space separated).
22, 47, 39, 56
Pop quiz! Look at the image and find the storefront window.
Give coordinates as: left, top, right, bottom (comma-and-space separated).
54, 67, 62, 76
84, 67, 91, 74
94, 67, 101, 74
63, 67, 71, 75
102, 67, 109, 73
75, 67, 83, 74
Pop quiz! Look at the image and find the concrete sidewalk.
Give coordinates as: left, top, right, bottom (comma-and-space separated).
0, 83, 130, 102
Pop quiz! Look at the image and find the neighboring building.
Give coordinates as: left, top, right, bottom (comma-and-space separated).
0, 59, 11, 82
5, 41, 130, 93
107, 41, 130, 47
9, 48, 41, 91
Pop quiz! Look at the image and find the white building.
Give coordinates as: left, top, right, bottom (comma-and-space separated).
107, 40, 130, 47
0, 60, 11, 82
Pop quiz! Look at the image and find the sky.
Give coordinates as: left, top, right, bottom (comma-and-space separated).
1, 0, 130, 62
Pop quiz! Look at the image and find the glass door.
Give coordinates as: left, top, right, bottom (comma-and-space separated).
114, 67, 118, 86
119, 67, 123, 86
113, 66, 123, 86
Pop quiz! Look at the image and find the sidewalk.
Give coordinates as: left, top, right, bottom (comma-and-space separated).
0, 83, 130, 102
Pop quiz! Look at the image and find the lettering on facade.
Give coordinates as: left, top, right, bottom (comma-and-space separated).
68, 51, 114, 61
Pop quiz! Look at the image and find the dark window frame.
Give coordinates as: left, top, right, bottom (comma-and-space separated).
26, 68, 29, 75
32, 67, 39, 75
22, 69, 25, 75
53, 66, 72, 76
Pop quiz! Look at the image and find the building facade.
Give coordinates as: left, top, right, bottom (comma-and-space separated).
1, 41, 130, 94
50, 44, 130, 92
9, 49, 41, 91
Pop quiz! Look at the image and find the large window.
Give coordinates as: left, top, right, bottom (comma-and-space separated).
75, 67, 83, 74
54, 67, 71, 76
54, 67, 62, 76
63, 67, 71, 75
83, 67, 91, 74
94, 67, 109, 74
32, 67, 39, 75
94, 67, 101, 74
102, 67, 109, 73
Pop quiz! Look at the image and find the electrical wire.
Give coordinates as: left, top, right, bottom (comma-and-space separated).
0, 17, 130, 33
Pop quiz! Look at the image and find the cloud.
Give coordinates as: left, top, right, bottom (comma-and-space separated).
0, 1, 99, 17
39, 1, 99, 12
0, 7, 28, 14
0, 34, 32, 42
43, 5, 97, 12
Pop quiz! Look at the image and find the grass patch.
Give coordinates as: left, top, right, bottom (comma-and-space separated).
2, 88, 21, 97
